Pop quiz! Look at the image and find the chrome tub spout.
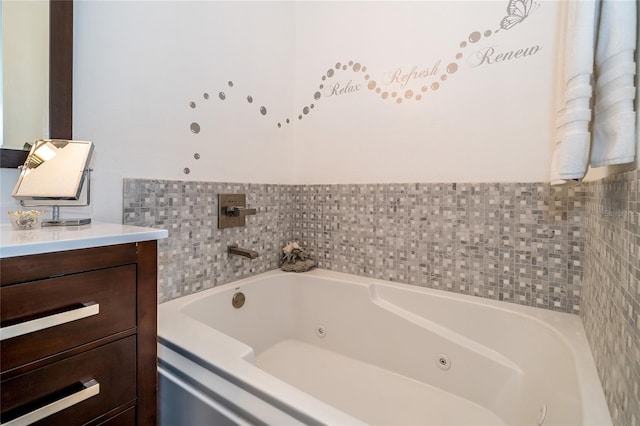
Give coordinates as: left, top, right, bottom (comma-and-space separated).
228, 244, 259, 259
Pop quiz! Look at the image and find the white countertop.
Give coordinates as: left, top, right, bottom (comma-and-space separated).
0, 222, 168, 258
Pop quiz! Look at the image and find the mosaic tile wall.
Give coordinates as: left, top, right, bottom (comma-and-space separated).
123, 179, 293, 302
291, 183, 584, 313
123, 175, 640, 421
124, 179, 585, 312
581, 169, 640, 426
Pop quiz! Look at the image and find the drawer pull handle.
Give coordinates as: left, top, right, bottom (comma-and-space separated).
1, 379, 100, 426
0, 302, 99, 341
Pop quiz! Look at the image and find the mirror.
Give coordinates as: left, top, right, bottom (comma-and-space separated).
2, 1, 50, 150
0, 0, 73, 168
12, 140, 93, 200
12, 139, 93, 227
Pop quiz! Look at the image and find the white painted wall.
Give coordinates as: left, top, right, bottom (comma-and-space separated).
72, 0, 297, 223
291, 1, 560, 183
0, 1, 636, 225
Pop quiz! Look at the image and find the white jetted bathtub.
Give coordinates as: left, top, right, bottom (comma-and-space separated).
157, 269, 611, 426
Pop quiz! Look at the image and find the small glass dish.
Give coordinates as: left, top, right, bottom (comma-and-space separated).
7, 209, 46, 230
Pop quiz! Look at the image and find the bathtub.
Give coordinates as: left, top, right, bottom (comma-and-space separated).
157, 269, 611, 426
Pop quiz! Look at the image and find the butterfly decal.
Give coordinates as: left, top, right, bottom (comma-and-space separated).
498, 0, 539, 31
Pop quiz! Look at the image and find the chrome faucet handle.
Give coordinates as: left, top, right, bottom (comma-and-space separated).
218, 194, 256, 229
225, 206, 257, 217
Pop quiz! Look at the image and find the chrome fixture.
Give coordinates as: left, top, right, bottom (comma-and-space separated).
227, 244, 259, 260
218, 194, 257, 229
231, 292, 246, 309
224, 206, 257, 217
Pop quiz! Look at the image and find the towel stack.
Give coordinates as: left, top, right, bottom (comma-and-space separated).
551, 1, 598, 185
590, 0, 637, 167
550, 0, 637, 185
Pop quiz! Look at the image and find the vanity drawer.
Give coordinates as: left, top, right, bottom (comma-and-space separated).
97, 407, 136, 425
0, 243, 138, 286
0, 336, 136, 426
0, 265, 137, 373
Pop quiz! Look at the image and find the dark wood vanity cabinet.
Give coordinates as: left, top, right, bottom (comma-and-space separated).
0, 241, 158, 425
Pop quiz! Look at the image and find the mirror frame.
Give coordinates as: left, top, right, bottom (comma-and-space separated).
1, 0, 73, 168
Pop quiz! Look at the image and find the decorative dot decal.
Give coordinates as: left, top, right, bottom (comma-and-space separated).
188, 28, 505, 133
458, 27, 494, 52
232, 54, 472, 112
468, 31, 481, 43
187, 0, 528, 139
178, 18, 504, 128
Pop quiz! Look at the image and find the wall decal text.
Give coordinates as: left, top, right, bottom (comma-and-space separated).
324, 80, 361, 97
184, 0, 545, 174
467, 45, 542, 68
382, 62, 442, 88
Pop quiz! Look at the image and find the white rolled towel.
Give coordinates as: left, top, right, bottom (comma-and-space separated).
550, 1, 598, 185
550, 131, 592, 184
590, 0, 637, 167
